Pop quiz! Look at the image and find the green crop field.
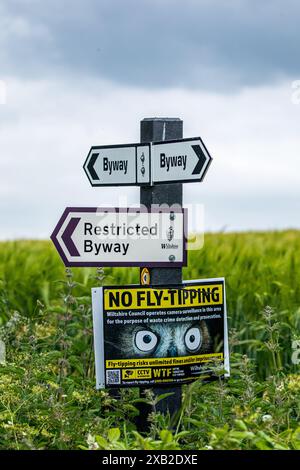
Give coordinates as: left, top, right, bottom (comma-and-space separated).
0, 231, 299, 450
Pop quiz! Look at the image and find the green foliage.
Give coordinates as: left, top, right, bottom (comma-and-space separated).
0, 231, 299, 449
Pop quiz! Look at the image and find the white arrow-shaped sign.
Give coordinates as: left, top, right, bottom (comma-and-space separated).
51, 207, 187, 267
83, 144, 150, 186
151, 137, 212, 184
83, 137, 212, 187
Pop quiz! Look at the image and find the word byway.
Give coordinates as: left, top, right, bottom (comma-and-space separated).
103, 157, 128, 175
84, 241, 129, 256
160, 153, 187, 171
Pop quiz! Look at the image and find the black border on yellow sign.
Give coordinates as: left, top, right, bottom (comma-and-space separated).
91, 278, 229, 389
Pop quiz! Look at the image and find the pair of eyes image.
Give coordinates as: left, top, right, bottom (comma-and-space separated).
134, 325, 202, 354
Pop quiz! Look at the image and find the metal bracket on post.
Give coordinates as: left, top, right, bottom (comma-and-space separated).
136, 117, 183, 432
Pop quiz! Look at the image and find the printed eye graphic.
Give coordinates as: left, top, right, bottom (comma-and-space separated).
135, 330, 158, 352
184, 327, 201, 352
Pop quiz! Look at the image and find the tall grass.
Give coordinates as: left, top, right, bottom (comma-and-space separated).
0, 231, 299, 449
0, 230, 299, 377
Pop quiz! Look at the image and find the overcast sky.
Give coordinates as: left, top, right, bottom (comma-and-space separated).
0, 0, 300, 239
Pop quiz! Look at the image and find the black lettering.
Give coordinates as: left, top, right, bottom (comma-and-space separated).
121, 292, 132, 307
84, 240, 93, 252
84, 223, 93, 235
160, 153, 166, 168
94, 226, 101, 235
136, 290, 146, 307
103, 157, 108, 172
202, 288, 211, 303
189, 289, 197, 303
108, 291, 119, 308
182, 289, 189, 304
153, 289, 163, 306
168, 289, 177, 305
102, 243, 113, 253
211, 286, 220, 302
146, 290, 156, 306
150, 223, 158, 236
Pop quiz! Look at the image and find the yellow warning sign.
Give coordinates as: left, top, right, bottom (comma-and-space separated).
95, 278, 228, 388
104, 283, 223, 311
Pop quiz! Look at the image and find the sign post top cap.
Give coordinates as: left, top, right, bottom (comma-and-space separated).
141, 117, 182, 122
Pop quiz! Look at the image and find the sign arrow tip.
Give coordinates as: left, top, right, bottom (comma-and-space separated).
87, 153, 100, 180
191, 145, 207, 175
61, 217, 81, 257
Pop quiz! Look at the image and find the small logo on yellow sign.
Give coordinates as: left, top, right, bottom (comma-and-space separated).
122, 369, 135, 380
122, 368, 152, 380
136, 368, 152, 379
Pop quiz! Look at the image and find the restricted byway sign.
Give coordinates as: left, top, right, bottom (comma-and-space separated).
51, 207, 187, 267
83, 144, 151, 186
83, 137, 212, 187
152, 137, 212, 184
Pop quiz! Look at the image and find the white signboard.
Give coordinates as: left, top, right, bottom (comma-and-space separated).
51, 207, 187, 267
84, 144, 150, 186
152, 137, 212, 184
83, 137, 212, 187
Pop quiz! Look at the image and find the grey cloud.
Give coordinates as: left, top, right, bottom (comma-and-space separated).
1, 0, 300, 91
0, 76, 299, 239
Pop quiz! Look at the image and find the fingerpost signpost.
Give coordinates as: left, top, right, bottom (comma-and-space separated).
51, 117, 229, 432
139, 118, 184, 426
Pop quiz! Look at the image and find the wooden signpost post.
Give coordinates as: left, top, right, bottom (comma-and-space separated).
138, 118, 184, 428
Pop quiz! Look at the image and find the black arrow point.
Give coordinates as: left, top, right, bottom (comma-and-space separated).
191, 145, 207, 175
61, 217, 80, 257
87, 153, 99, 180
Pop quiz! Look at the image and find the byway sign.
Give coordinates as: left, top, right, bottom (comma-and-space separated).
151, 137, 212, 184
83, 137, 212, 187
51, 207, 187, 267
83, 144, 150, 186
